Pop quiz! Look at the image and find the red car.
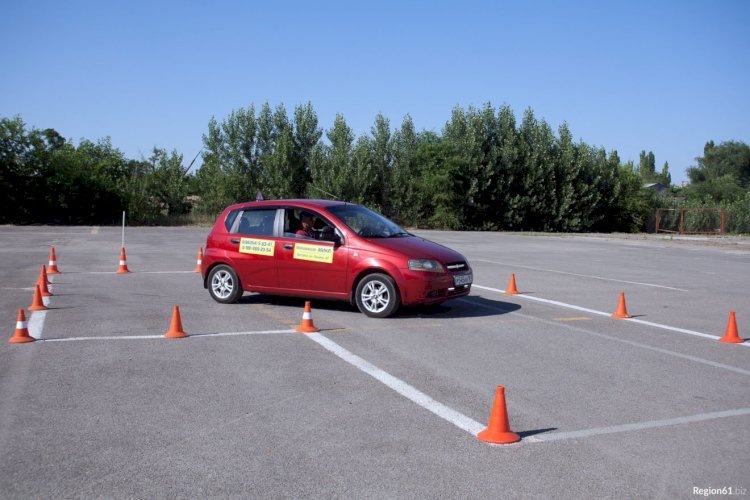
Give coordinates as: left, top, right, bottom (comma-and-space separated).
201, 199, 472, 317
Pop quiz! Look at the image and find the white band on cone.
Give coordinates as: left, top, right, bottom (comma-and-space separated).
120, 260, 127, 265
17, 321, 28, 329
302, 312, 312, 320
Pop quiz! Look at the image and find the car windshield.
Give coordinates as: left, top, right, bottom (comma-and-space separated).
327, 205, 410, 238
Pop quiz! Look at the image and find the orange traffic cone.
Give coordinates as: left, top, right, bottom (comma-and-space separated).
506, 273, 520, 295
296, 301, 320, 333
47, 246, 61, 274
29, 284, 48, 311
477, 386, 521, 444
116, 247, 130, 274
9, 309, 34, 344
194, 246, 203, 273
719, 311, 744, 344
37, 265, 53, 297
611, 292, 631, 319
164, 305, 189, 339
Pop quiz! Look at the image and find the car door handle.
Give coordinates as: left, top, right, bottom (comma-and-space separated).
283, 244, 294, 250
230, 238, 240, 244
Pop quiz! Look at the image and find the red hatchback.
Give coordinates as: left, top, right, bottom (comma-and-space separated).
202, 200, 472, 317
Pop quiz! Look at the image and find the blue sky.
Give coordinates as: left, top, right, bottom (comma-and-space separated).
2, 1, 748, 185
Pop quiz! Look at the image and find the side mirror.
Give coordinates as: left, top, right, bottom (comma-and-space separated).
320, 226, 342, 246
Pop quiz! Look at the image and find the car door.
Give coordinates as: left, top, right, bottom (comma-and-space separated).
226, 207, 279, 290
275, 207, 349, 297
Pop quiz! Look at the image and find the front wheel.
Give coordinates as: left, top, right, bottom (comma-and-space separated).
208, 265, 242, 304
355, 273, 400, 318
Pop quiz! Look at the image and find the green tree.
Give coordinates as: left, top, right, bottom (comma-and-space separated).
389, 115, 421, 225
371, 113, 393, 214
686, 140, 750, 202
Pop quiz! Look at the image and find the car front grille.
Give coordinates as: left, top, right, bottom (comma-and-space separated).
445, 261, 468, 272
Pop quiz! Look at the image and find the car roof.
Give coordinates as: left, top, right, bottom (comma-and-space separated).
224, 199, 351, 212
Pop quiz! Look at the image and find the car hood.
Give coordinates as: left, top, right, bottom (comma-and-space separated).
360, 235, 467, 265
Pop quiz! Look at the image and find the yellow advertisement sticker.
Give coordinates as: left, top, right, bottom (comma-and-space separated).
293, 242, 334, 264
240, 238, 275, 256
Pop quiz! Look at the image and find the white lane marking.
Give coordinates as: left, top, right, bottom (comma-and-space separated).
28, 289, 52, 339
534, 408, 750, 442
459, 297, 750, 376
473, 259, 689, 292
305, 332, 486, 436
67, 271, 197, 275
91, 226, 100, 235
40, 329, 296, 342
472, 284, 749, 348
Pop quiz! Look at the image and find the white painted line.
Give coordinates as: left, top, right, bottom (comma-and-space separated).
472, 284, 749, 348
91, 226, 100, 235
27, 291, 52, 339
305, 332, 486, 436
40, 329, 296, 343
137, 271, 197, 275
535, 408, 750, 442
191, 329, 297, 338
473, 259, 689, 292
68, 271, 196, 275
459, 297, 750, 377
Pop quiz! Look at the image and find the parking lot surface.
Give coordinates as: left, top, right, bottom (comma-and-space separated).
1, 226, 748, 498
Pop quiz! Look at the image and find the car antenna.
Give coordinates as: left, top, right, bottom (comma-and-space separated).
309, 184, 348, 203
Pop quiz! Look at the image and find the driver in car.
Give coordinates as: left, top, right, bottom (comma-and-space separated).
296, 211, 317, 239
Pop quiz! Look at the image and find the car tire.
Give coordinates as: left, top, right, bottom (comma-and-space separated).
355, 273, 400, 318
208, 265, 243, 304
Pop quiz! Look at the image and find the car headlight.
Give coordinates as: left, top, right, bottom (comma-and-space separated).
408, 259, 445, 272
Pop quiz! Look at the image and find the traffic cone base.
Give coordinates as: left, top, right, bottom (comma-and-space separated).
478, 386, 520, 445
506, 273, 520, 295
48, 246, 61, 274
164, 305, 189, 338
9, 310, 34, 343
611, 292, 631, 319
296, 301, 320, 333
719, 311, 743, 344
29, 285, 48, 311
116, 247, 131, 274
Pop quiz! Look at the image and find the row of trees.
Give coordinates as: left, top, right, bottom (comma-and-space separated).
2, 105, 749, 232
1, 116, 191, 225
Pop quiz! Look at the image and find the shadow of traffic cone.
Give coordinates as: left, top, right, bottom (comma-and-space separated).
506, 273, 520, 295
478, 386, 521, 444
194, 246, 203, 273
37, 265, 53, 297
48, 246, 60, 274
9, 310, 34, 344
296, 301, 320, 333
116, 247, 130, 274
164, 305, 189, 339
29, 284, 48, 311
719, 311, 744, 344
611, 292, 631, 319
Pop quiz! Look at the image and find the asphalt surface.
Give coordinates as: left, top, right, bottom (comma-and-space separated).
1, 226, 748, 499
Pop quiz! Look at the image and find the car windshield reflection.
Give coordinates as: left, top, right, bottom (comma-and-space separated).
327, 205, 410, 239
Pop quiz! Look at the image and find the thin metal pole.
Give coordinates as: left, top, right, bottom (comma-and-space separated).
121, 212, 126, 248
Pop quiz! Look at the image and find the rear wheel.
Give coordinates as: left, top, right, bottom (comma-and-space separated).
208, 265, 242, 304
355, 273, 400, 318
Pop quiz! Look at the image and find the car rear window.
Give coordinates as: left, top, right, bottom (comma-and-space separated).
224, 210, 240, 232
233, 209, 276, 236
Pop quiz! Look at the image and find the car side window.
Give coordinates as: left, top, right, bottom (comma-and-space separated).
232, 209, 276, 236
282, 208, 341, 243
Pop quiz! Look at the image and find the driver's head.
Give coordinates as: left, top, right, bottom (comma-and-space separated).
300, 211, 314, 226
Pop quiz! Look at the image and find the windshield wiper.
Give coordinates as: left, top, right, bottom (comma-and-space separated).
388, 232, 411, 238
